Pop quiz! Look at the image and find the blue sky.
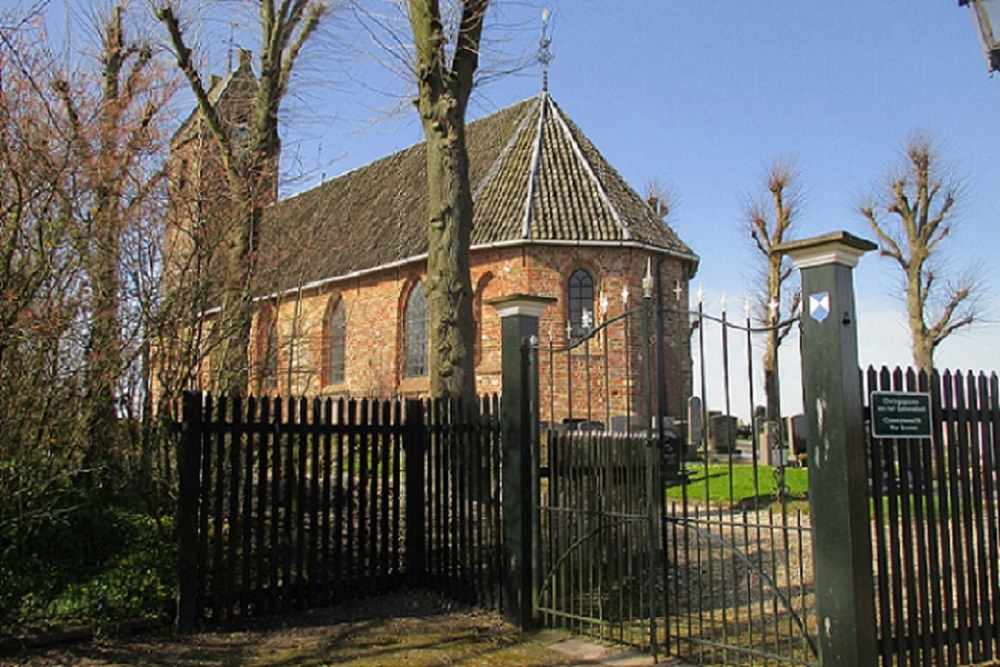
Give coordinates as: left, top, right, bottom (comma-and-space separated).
28, 0, 1000, 414
284, 2, 998, 351
273, 2, 1000, 413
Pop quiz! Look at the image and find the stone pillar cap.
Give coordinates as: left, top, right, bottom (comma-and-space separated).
488, 294, 557, 319
774, 231, 877, 269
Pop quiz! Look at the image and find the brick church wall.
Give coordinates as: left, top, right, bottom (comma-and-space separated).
250, 243, 694, 426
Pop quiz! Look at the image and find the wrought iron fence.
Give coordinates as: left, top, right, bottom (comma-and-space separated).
667, 304, 817, 666
535, 297, 818, 665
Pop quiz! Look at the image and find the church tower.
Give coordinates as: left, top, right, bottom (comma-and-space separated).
157, 49, 273, 399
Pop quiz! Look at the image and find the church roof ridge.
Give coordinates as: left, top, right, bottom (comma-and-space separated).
545, 92, 632, 241
253, 92, 697, 296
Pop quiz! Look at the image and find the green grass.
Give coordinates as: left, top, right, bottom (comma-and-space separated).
666, 462, 962, 520
666, 463, 809, 506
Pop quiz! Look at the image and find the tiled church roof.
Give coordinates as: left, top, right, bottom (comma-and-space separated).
257, 93, 697, 294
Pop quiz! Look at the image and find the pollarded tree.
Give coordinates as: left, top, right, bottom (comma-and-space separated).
156, 0, 328, 396
55, 3, 174, 475
407, 0, 488, 401
645, 179, 675, 222
746, 159, 802, 423
860, 136, 978, 374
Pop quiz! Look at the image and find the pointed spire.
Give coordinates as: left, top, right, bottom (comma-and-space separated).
537, 9, 554, 92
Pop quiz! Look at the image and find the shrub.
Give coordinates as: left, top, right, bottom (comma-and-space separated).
0, 499, 176, 630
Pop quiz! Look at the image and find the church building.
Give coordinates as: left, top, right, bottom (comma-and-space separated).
163, 55, 699, 427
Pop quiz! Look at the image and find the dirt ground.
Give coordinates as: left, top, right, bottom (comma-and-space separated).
0, 592, 670, 667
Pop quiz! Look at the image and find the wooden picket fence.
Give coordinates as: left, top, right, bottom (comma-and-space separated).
866, 367, 1000, 667
175, 392, 502, 629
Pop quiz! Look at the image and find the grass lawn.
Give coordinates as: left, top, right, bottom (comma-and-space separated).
666, 463, 809, 506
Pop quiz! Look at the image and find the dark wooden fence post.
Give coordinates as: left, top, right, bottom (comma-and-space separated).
776, 232, 878, 667
177, 390, 203, 632
404, 399, 427, 587
490, 294, 554, 628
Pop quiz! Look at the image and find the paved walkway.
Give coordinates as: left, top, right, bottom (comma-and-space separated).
538, 630, 688, 666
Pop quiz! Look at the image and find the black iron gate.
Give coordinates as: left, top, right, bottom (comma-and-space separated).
537, 429, 665, 650
535, 294, 671, 657
535, 288, 818, 665
664, 303, 817, 666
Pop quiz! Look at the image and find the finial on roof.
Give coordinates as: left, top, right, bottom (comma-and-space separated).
537, 9, 554, 92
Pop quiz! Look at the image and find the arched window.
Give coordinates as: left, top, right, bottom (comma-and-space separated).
324, 297, 346, 385
257, 304, 278, 393
404, 281, 428, 378
473, 272, 494, 368
568, 268, 595, 339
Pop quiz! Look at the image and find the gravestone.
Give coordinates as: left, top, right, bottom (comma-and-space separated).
759, 419, 783, 466
709, 413, 738, 454
787, 414, 807, 465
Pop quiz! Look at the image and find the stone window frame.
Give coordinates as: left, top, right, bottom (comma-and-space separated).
402, 279, 428, 379
473, 272, 495, 368
567, 267, 596, 340
322, 294, 346, 387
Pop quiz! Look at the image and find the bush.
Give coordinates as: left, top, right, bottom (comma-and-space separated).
0, 498, 176, 630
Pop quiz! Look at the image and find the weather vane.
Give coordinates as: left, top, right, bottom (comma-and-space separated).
227, 22, 238, 72
538, 9, 554, 91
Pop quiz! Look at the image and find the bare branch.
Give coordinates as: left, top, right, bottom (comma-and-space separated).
930, 284, 974, 345
744, 157, 802, 420
155, 4, 235, 179
863, 135, 978, 371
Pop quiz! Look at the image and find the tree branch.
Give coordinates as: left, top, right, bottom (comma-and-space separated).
861, 205, 904, 266
155, 4, 235, 181
928, 283, 972, 343
452, 0, 489, 102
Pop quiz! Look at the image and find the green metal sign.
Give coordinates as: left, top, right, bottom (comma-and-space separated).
870, 391, 932, 439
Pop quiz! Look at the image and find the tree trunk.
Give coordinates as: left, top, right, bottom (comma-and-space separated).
84, 214, 121, 472
422, 107, 477, 401
83, 5, 128, 472
408, 0, 487, 402
211, 195, 258, 397
908, 267, 933, 374
158, 3, 321, 399
764, 254, 783, 422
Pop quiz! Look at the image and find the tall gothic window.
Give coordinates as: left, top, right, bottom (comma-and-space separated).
473, 273, 494, 368
568, 268, 595, 339
324, 297, 346, 385
404, 281, 428, 378
257, 304, 278, 393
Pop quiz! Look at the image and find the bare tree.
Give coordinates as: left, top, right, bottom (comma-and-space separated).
645, 178, 675, 222
55, 3, 173, 475
407, 0, 488, 401
0, 10, 92, 538
746, 159, 801, 423
861, 136, 978, 373
155, 0, 328, 396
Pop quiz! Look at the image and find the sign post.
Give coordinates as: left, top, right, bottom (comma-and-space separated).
870, 391, 932, 439
776, 231, 878, 667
